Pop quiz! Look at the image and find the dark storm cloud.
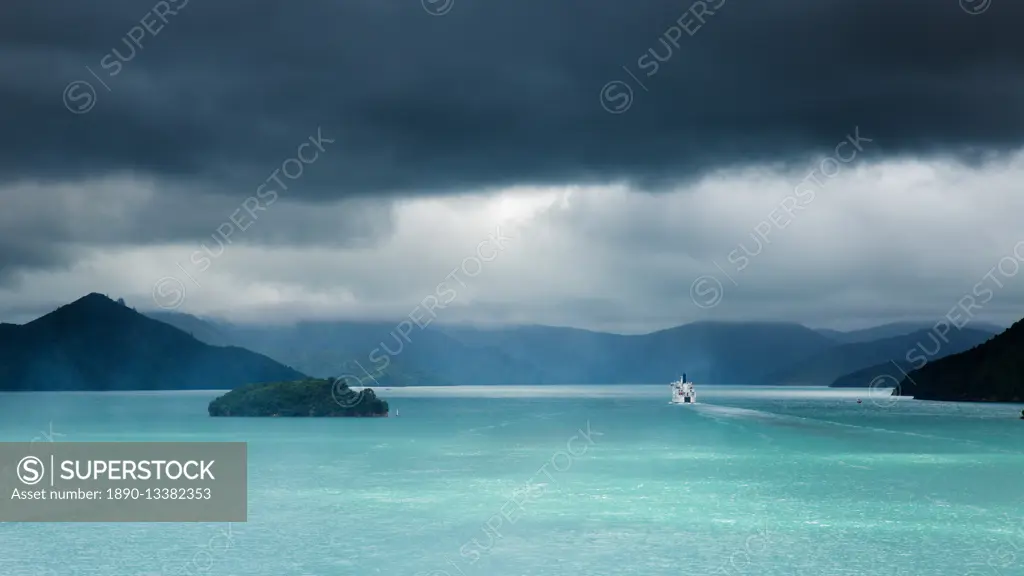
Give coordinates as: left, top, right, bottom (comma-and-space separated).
1, 0, 1023, 199
0, 177, 393, 279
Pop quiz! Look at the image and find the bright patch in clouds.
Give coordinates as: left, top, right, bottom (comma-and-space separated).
2, 152, 1024, 332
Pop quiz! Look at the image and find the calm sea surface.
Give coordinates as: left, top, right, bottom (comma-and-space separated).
0, 385, 1021, 576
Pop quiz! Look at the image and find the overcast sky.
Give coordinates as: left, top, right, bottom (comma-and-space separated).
2, 0, 1023, 332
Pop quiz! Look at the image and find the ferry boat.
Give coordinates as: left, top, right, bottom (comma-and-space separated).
670, 373, 696, 404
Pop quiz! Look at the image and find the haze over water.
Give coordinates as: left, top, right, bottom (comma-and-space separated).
1, 385, 1021, 576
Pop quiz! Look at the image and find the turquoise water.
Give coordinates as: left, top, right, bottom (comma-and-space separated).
0, 385, 1022, 576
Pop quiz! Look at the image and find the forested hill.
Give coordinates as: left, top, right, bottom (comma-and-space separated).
894, 318, 1024, 402
0, 293, 306, 391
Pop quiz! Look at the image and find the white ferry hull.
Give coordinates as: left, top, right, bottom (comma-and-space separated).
670, 376, 696, 404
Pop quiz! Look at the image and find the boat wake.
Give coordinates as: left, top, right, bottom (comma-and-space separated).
689, 403, 1024, 456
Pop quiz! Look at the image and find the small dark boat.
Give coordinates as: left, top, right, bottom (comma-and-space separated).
1020, 409, 1023, 420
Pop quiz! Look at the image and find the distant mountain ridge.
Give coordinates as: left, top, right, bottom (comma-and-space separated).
0, 294, 306, 391
814, 321, 1004, 344
149, 314, 839, 385
764, 327, 997, 386
3, 294, 1009, 392
440, 321, 838, 384
148, 311, 1009, 387
147, 311, 236, 347
148, 312, 544, 385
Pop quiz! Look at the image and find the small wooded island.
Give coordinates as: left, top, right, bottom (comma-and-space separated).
209, 378, 389, 417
